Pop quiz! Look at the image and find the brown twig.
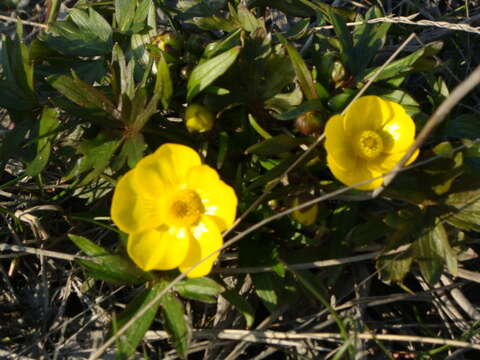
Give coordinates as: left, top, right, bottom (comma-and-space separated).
0, 14, 47, 29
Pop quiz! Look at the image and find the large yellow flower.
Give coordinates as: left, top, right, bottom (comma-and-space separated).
111, 143, 237, 278
324, 96, 419, 190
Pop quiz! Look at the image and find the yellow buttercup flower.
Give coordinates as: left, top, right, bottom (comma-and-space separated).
324, 96, 419, 191
111, 143, 237, 277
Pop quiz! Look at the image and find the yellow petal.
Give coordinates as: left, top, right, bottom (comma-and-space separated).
324, 114, 356, 169
127, 226, 190, 271
187, 165, 237, 231
135, 143, 201, 197
179, 216, 223, 278
405, 148, 420, 166
343, 96, 394, 136
380, 101, 416, 153
327, 154, 384, 190
370, 148, 420, 174
111, 170, 163, 233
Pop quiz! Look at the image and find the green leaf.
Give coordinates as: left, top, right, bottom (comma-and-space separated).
174, 277, 224, 303
155, 53, 173, 109
376, 251, 413, 283
246, 134, 307, 155
252, 273, 279, 312
26, 107, 60, 177
202, 29, 241, 59
194, 15, 239, 32
47, 74, 116, 116
247, 113, 271, 140
413, 220, 457, 284
64, 137, 120, 184
272, 99, 326, 120
264, 85, 303, 113
42, 7, 113, 56
0, 27, 37, 111
237, 4, 262, 32
114, 282, 166, 358
351, 6, 390, 76
443, 114, 480, 140
376, 89, 420, 116
327, 7, 355, 75
76, 255, 148, 285
187, 46, 241, 102
277, 33, 318, 100
363, 42, 443, 82
46, 0, 61, 27
285, 18, 310, 40
69, 234, 149, 285
68, 234, 108, 256
124, 133, 146, 168
221, 289, 255, 328
161, 293, 189, 358
443, 190, 480, 232
115, 0, 137, 32
248, 154, 297, 189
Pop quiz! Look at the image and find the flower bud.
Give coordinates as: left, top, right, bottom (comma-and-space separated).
295, 111, 323, 136
291, 197, 318, 226
185, 104, 215, 133
331, 61, 346, 84
151, 32, 183, 55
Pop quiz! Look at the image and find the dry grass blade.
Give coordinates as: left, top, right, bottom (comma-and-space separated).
314, 14, 480, 35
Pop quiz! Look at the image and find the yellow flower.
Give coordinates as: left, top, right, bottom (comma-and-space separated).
324, 96, 419, 191
185, 104, 215, 133
111, 143, 237, 277
291, 197, 318, 226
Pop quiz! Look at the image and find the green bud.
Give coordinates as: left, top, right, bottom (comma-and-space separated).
150, 32, 183, 56
331, 61, 346, 84
291, 197, 318, 226
295, 111, 323, 136
185, 104, 215, 133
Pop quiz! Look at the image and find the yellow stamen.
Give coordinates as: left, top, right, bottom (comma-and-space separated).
168, 189, 204, 227
355, 130, 384, 160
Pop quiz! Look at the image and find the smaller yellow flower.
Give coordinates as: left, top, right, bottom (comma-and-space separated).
291, 197, 318, 226
111, 143, 237, 277
185, 104, 215, 133
324, 96, 419, 190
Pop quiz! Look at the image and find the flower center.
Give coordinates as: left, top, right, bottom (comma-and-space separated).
355, 130, 384, 160
168, 189, 204, 227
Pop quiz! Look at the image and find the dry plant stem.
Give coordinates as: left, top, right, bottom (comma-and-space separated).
144, 328, 480, 351
374, 63, 480, 197
314, 14, 480, 35
0, 14, 47, 28
216, 244, 410, 274
0, 242, 82, 261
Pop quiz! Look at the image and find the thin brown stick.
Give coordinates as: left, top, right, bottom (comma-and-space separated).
0, 242, 81, 261
0, 14, 47, 28
145, 328, 480, 351
215, 244, 410, 274
314, 14, 480, 35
